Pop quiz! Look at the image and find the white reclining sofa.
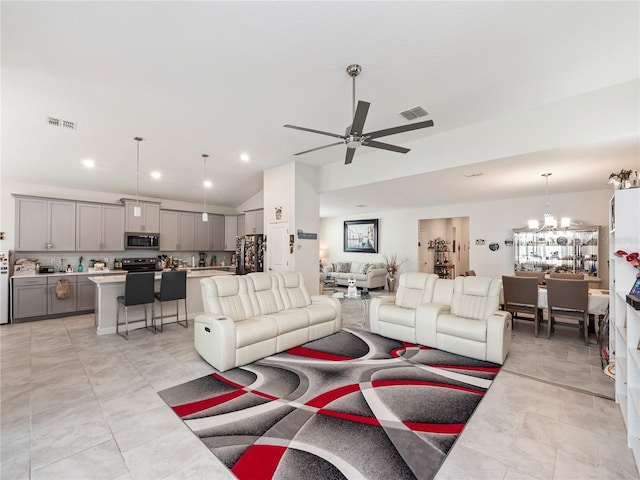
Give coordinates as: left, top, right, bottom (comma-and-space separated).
194, 271, 341, 372
371, 273, 511, 364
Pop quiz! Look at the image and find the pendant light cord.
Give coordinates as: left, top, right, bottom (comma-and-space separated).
134, 137, 143, 205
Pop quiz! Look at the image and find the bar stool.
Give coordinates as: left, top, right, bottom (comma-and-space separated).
116, 271, 156, 340
154, 270, 188, 332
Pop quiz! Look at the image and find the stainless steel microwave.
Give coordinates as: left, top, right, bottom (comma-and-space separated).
125, 233, 160, 250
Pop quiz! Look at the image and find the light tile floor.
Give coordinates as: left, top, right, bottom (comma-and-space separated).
0, 297, 637, 480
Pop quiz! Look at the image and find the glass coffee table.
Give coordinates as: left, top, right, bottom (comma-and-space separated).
332, 291, 371, 327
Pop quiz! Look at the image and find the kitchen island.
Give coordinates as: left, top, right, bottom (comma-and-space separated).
90, 268, 234, 335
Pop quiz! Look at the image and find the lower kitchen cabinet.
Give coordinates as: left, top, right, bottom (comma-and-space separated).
12, 277, 48, 319
47, 277, 77, 315
77, 277, 96, 311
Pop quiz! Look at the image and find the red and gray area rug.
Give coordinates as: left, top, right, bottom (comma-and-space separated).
158, 328, 500, 480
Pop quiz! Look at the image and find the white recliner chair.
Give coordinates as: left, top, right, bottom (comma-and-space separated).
370, 272, 439, 343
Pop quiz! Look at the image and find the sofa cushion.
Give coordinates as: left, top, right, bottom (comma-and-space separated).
235, 316, 279, 348
378, 304, 416, 327
304, 304, 339, 325
450, 277, 501, 320
395, 273, 438, 309
269, 309, 310, 334
247, 272, 284, 315
274, 271, 312, 309
436, 313, 487, 342
336, 262, 351, 273
357, 263, 370, 274
201, 276, 254, 320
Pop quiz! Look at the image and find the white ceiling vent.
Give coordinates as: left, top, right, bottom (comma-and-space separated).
47, 116, 77, 130
399, 106, 428, 121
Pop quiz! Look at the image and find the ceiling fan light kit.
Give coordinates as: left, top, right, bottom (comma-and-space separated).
284, 64, 434, 164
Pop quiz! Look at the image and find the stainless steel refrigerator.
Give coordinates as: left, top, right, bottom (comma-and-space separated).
235, 235, 264, 275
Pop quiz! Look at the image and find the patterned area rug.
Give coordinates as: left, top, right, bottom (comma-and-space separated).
159, 329, 500, 480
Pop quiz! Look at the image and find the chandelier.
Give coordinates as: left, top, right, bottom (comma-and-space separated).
528, 173, 570, 230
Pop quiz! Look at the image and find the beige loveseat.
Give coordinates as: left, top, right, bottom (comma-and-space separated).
322, 261, 387, 289
370, 273, 511, 364
194, 271, 342, 372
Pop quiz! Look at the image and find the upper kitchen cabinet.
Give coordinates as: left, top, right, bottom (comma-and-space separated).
224, 215, 238, 251
76, 203, 125, 251
159, 210, 195, 251
237, 214, 245, 237
122, 199, 160, 233
209, 214, 225, 251
244, 209, 264, 234
15, 196, 76, 251
195, 214, 209, 251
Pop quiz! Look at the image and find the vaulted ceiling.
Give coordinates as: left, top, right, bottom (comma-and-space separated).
2, 1, 638, 217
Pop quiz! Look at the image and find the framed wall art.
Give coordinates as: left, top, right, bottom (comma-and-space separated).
344, 219, 378, 253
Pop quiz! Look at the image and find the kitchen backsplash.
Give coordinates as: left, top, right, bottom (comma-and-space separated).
13, 250, 232, 272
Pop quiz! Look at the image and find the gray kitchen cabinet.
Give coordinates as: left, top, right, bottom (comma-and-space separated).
15, 196, 76, 251
47, 276, 77, 315
244, 209, 264, 234
195, 214, 209, 251
224, 215, 238, 251
178, 212, 195, 251
160, 210, 179, 250
123, 200, 160, 233
12, 277, 48, 319
160, 210, 196, 251
77, 276, 96, 311
76, 203, 125, 251
209, 215, 225, 251
237, 214, 245, 237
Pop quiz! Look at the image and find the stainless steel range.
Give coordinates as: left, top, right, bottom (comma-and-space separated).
121, 258, 160, 272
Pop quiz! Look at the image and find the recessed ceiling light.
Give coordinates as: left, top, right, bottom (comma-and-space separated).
240, 153, 250, 162
150, 171, 162, 179
464, 172, 483, 178
81, 159, 95, 168
355, 204, 367, 208
203, 180, 212, 188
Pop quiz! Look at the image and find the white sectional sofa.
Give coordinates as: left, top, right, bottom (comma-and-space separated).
194, 271, 342, 372
322, 261, 387, 289
371, 273, 511, 364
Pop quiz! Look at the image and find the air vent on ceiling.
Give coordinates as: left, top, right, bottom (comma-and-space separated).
399, 106, 428, 121
47, 116, 77, 130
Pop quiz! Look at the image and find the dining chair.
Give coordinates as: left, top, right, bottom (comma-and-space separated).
154, 270, 188, 332
545, 278, 589, 345
502, 275, 542, 336
514, 271, 546, 285
116, 271, 156, 340
549, 272, 584, 280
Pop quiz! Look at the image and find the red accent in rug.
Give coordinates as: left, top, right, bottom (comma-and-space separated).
286, 346, 354, 361
232, 444, 286, 480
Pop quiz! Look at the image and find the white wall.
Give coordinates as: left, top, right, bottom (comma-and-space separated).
320, 188, 612, 285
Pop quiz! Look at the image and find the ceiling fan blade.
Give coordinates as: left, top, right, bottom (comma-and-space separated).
365, 119, 434, 140
294, 141, 343, 156
348, 101, 370, 136
344, 147, 357, 165
363, 139, 410, 154
284, 124, 345, 140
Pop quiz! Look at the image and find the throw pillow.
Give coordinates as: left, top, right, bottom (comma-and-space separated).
322, 265, 333, 273
336, 262, 351, 273
358, 263, 370, 275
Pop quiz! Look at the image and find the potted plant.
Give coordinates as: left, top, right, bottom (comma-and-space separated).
383, 254, 408, 293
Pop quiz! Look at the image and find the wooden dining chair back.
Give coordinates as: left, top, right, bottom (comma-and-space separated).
514, 271, 546, 285
545, 278, 589, 345
502, 276, 541, 336
549, 272, 584, 280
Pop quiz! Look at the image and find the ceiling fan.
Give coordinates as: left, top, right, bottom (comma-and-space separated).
284, 64, 434, 165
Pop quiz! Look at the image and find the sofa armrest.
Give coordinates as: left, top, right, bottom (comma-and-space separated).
370, 295, 396, 332
311, 295, 342, 329
194, 314, 238, 372
485, 311, 512, 365
415, 303, 450, 347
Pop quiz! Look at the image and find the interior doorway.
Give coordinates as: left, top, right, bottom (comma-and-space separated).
418, 217, 469, 278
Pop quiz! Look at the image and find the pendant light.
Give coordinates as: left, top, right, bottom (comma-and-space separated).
202, 154, 209, 222
133, 136, 143, 217
528, 173, 570, 230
